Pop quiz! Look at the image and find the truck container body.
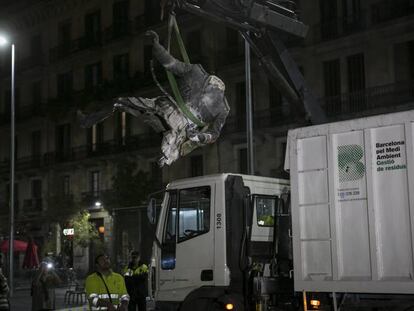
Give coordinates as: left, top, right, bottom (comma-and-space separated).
286, 110, 414, 294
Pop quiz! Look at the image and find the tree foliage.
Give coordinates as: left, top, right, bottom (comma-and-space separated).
72, 211, 99, 248
104, 159, 153, 208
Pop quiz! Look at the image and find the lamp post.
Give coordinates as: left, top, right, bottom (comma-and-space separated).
0, 35, 15, 296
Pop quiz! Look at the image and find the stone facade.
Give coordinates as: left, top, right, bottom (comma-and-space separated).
0, 0, 413, 273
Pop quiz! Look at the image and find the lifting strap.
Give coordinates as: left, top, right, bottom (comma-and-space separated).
164, 13, 205, 127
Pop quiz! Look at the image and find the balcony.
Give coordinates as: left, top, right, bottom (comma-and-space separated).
0, 132, 161, 175
81, 189, 114, 208
42, 133, 162, 165
19, 54, 46, 72
50, 18, 141, 63
223, 105, 295, 135
0, 102, 46, 125
314, 11, 368, 42
372, 0, 414, 24
49, 41, 78, 63
320, 80, 414, 118
104, 21, 134, 42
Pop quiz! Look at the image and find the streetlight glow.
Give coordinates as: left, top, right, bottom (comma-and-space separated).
0, 36, 8, 46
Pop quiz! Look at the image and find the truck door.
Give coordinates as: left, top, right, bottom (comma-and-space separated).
157, 184, 215, 301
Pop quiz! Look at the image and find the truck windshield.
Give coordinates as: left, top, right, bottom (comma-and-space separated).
256, 196, 277, 227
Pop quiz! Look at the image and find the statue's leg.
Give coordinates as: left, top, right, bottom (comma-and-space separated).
114, 97, 158, 116
158, 128, 187, 167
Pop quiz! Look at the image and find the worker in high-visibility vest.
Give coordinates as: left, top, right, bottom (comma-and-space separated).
85, 254, 129, 311
123, 251, 148, 311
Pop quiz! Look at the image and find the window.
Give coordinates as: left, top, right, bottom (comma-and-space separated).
186, 30, 201, 58
31, 130, 41, 157
164, 192, 178, 244
32, 179, 42, 199
347, 53, 365, 111
63, 175, 70, 196
56, 123, 71, 159
145, 0, 161, 25
113, 53, 129, 80
6, 183, 18, 208
32, 179, 42, 210
226, 28, 244, 57
5, 88, 20, 115
162, 191, 177, 269
85, 11, 101, 44
32, 81, 42, 107
323, 59, 341, 97
323, 59, 341, 113
87, 123, 104, 152
256, 196, 277, 227
90, 171, 100, 197
238, 148, 247, 174
178, 187, 210, 242
58, 21, 72, 49
319, 0, 338, 39
235, 82, 246, 116
85, 62, 102, 89
347, 53, 365, 92
235, 81, 248, 129
269, 80, 283, 108
342, 0, 362, 32
190, 155, 203, 177
30, 34, 42, 59
163, 187, 211, 243
114, 111, 130, 145
160, 187, 211, 270
151, 161, 162, 187
57, 71, 73, 98
113, 0, 129, 36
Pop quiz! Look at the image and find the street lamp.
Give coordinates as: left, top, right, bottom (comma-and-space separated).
0, 34, 15, 296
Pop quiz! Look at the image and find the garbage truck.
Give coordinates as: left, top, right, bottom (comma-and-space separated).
146, 109, 414, 310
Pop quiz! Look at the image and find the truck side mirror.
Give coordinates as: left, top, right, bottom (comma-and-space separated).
147, 198, 157, 225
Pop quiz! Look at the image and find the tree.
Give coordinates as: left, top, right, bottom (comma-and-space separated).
104, 159, 153, 208
47, 195, 82, 228
72, 211, 99, 248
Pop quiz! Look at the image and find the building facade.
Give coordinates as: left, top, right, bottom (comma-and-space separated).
0, 0, 413, 274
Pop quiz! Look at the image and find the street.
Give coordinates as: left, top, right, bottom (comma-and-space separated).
10, 284, 88, 311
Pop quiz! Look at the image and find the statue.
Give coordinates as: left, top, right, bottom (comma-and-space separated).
79, 30, 229, 166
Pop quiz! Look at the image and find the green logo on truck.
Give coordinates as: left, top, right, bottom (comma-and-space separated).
338, 145, 365, 182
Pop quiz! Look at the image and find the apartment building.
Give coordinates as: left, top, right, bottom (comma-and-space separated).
0, 0, 413, 273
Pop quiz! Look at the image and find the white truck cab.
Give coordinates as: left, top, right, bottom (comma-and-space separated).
147, 173, 290, 311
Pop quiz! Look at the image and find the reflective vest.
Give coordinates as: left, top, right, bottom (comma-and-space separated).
85, 271, 129, 310
123, 263, 148, 277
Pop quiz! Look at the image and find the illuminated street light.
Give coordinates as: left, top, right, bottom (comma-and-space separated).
95, 201, 102, 208
0, 34, 15, 296
0, 36, 8, 46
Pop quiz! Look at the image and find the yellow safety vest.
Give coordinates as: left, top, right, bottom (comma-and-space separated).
85, 271, 129, 310
123, 263, 148, 277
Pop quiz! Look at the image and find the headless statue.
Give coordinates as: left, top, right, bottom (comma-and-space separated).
79, 30, 229, 166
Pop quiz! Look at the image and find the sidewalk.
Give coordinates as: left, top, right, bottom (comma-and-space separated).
11, 285, 88, 311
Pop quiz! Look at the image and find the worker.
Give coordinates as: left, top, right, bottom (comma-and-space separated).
123, 251, 148, 311
85, 254, 129, 311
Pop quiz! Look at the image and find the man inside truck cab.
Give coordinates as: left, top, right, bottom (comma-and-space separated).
123, 251, 148, 311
